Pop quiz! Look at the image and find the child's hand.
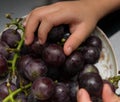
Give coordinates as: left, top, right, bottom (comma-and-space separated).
24, 0, 120, 56
24, 1, 100, 55
77, 84, 120, 102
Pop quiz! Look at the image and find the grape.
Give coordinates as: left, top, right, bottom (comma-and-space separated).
0, 82, 17, 100
1, 29, 21, 48
24, 58, 48, 81
47, 24, 69, 43
51, 82, 71, 102
63, 51, 84, 77
85, 35, 102, 51
42, 44, 66, 68
31, 77, 55, 100
78, 72, 103, 98
0, 54, 8, 77
17, 55, 33, 77
80, 45, 100, 64
0, 40, 10, 58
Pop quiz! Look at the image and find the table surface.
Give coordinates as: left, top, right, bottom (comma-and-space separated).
0, 0, 120, 70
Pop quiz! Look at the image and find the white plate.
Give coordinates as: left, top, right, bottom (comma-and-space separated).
93, 27, 118, 79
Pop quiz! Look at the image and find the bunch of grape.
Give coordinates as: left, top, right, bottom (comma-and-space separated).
0, 15, 117, 102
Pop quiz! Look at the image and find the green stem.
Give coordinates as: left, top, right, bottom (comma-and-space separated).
2, 83, 32, 102
11, 29, 24, 77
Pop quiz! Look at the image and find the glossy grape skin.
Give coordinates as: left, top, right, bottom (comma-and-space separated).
31, 77, 55, 100
63, 51, 84, 77
0, 40, 10, 59
85, 35, 102, 51
51, 82, 71, 102
1, 29, 21, 48
24, 58, 48, 81
0, 82, 17, 100
42, 44, 66, 68
0, 54, 8, 77
78, 72, 103, 98
17, 55, 33, 77
80, 45, 100, 64
47, 25, 68, 43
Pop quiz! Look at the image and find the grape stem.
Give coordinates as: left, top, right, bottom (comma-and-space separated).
2, 83, 32, 102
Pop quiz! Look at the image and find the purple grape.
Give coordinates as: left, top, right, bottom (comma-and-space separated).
0, 82, 17, 100
0, 40, 10, 58
31, 77, 55, 100
24, 58, 48, 81
1, 29, 21, 48
42, 44, 66, 68
80, 45, 100, 64
51, 82, 70, 102
78, 72, 103, 98
85, 35, 102, 51
63, 51, 84, 77
0, 54, 8, 77
47, 25, 69, 43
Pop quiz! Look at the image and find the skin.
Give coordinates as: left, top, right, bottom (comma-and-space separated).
24, 0, 120, 101
77, 84, 120, 102
24, 0, 120, 56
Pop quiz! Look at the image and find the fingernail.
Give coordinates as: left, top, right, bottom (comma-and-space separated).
67, 46, 72, 55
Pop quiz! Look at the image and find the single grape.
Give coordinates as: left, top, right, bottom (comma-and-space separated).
51, 82, 70, 102
80, 45, 100, 64
24, 58, 48, 81
42, 44, 66, 68
0, 40, 10, 59
0, 54, 8, 77
78, 72, 103, 98
31, 77, 55, 100
85, 35, 102, 51
0, 82, 17, 100
47, 24, 69, 43
63, 51, 84, 77
17, 55, 33, 77
1, 29, 21, 48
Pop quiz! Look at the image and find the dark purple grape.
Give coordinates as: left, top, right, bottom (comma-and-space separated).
17, 55, 33, 77
31, 77, 55, 100
63, 51, 84, 77
0, 40, 10, 58
0, 54, 8, 77
28, 37, 46, 57
85, 35, 102, 51
0, 82, 17, 100
47, 25, 68, 43
80, 45, 100, 64
51, 82, 70, 102
24, 58, 48, 81
1, 29, 21, 48
78, 72, 103, 98
42, 44, 66, 68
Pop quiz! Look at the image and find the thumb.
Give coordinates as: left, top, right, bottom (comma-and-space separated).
102, 84, 120, 102
77, 88, 92, 102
